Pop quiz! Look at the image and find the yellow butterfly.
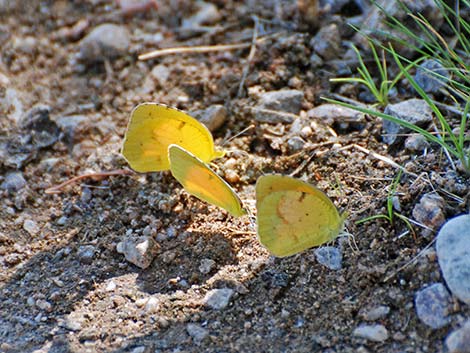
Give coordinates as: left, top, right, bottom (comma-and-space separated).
121, 103, 224, 172
256, 174, 345, 257
168, 144, 247, 218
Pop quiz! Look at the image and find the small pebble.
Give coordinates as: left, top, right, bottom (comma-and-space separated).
27, 296, 35, 306
261, 270, 290, 288
62, 319, 82, 332
415, 282, 452, 329
151, 64, 170, 86
77, 245, 95, 264
130, 346, 146, 353
360, 305, 390, 321
404, 134, 430, 152
56, 216, 68, 226
412, 193, 446, 231
23, 219, 40, 236
310, 23, 341, 60
307, 103, 363, 128
1, 172, 27, 192
445, 319, 470, 353
436, 214, 470, 304
353, 324, 389, 342
145, 297, 160, 313
78, 23, 130, 62
199, 258, 216, 274
116, 236, 160, 269
203, 288, 234, 310
287, 136, 306, 152
224, 169, 240, 184
186, 323, 209, 343
182, 1, 221, 27
254, 108, 297, 124
257, 89, 304, 114
36, 299, 52, 312
135, 298, 148, 308
314, 246, 342, 270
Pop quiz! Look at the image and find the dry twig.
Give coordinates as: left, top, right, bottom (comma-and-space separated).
45, 169, 134, 195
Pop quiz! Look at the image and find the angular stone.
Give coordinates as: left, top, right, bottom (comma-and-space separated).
382, 99, 432, 146
258, 90, 304, 114
203, 288, 234, 310
314, 246, 342, 270
116, 236, 160, 269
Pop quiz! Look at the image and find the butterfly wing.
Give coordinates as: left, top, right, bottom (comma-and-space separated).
256, 175, 343, 257
122, 103, 224, 172
169, 144, 246, 217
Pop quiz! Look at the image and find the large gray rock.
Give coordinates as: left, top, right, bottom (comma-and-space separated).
436, 214, 470, 304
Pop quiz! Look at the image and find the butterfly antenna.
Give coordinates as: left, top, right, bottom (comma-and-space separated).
339, 229, 359, 254
222, 124, 255, 147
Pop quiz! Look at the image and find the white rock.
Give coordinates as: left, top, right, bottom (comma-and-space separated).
186, 323, 209, 343
130, 346, 146, 353
151, 64, 170, 86
353, 324, 389, 342
116, 236, 159, 269
106, 281, 116, 292
23, 219, 40, 236
203, 288, 234, 310
360, 305, 390, 321
182, 1, 221, 27
144, 297, 160, 313
199, 258, 216, 274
